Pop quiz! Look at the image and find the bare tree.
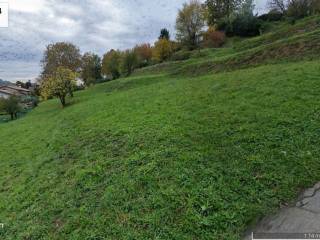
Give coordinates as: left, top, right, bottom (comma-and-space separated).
311, 0, 320, 14
268, 0, 287, 13
176, 0, 205, 49
287, 0, 313, 18
269, 0, 318, 16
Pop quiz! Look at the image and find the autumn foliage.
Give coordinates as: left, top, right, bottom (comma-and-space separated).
203, 28, 226, 48
40, 67, 77, 107
153, 39, 174, 62
134, 43, 153, 67
101, 50, 121, 80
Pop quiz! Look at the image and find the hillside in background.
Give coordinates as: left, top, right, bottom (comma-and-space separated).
1, 17, 320, 239
0, 79, 12, 86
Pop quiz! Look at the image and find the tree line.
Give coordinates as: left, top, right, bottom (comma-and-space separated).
37, 0, 320, 108
268, 0, 320, 18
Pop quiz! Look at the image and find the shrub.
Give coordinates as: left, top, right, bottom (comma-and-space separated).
0, 96, 21, 120
258, 10, 284, 21
216, 0, 262, 37
102, 50, 121, 80
203, 28, 226, 48
134, 44, 153, 68
232, 14, 262, 37
153, 39, 174, 62
121, 50, 138, 76
218, 14, 262, 37
217, 16, 237, 37
287, 16, 297, 25
20, 95, 39, 108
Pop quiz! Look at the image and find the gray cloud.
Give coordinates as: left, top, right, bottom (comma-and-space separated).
0, 0, 268, 82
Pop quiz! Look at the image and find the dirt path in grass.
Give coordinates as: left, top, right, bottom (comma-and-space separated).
244, 182, 320, 239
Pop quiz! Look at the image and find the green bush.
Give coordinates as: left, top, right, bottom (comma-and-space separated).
21, 95, 39, 108
258, 10, 284, 22
217, 17, 232, 36
0, 96, 21, 120
287, 17, 297, 25
233, 15, 262, 37
217, 14, 262, 37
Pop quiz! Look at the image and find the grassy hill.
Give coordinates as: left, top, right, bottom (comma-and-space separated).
1, 17, 320, 239
135, 16, 320, 77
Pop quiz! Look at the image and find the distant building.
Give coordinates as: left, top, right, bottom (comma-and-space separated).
0, 85, 34, 109
0, 88, 15, 99
0, 85, 31, 98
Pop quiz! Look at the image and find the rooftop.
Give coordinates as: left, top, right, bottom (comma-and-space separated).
0, 88, 15, 95
0, 85, 31, 92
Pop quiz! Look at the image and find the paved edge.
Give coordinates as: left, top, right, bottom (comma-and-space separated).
243, 182, 320, 240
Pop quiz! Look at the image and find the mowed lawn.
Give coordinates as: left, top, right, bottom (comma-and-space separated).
1, 61, 320, 239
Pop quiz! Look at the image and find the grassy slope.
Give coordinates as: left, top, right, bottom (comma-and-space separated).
135, 15, 320, 77
1, 18, 320, 239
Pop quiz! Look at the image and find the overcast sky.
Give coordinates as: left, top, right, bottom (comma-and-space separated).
0, 0, 268, 82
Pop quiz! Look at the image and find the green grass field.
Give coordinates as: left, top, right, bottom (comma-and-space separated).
1, 17, 320, 239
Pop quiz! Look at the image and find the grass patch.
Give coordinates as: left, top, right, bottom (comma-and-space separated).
235, 15, 320, 51
1, 61, 320, 239
175, 29, 320, 76
1, 15, 320, 240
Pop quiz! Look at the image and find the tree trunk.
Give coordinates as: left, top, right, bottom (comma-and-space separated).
10, 113, 14, 120
69, 88, 73, 98
60, 96, 66, 107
